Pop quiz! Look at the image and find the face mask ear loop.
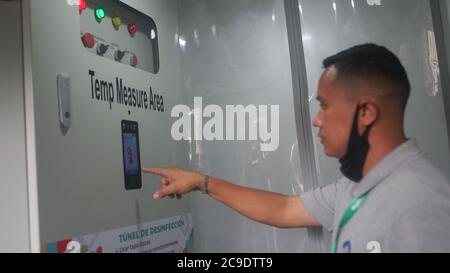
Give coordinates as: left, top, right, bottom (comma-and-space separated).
350, 104, 361, 137
359, 102, 374, 138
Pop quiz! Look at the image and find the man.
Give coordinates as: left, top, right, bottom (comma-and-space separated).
143, 44, 450, 252
127, 147, 133, 165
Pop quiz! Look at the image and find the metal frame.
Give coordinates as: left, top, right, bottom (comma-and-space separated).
22, 0, 41, 253
283, 0, 325, 253
430, 0, 450, 149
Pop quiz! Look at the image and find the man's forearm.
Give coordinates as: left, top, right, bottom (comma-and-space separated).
204, 176, 297, 228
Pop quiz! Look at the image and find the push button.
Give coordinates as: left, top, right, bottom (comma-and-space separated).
128, 23, 138, 36
81, 33, 95, 48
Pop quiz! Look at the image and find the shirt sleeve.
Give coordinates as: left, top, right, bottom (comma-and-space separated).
300, 182, 340, 232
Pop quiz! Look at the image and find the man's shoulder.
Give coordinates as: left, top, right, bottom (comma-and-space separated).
324, 176, 354, 194
393, 153, 448, 186
383, 138, 448, 188
379, 153, 450, 205
363, 154, 450, 235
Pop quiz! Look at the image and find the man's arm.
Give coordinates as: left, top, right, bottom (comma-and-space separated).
143, 167, 321, 229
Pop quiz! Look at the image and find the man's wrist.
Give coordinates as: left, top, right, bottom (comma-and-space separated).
195, 173, 206, 192
203, 175, 209, 194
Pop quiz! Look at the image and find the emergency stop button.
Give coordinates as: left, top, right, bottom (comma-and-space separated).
128, 23, 138, 36
81, 33, 95, 48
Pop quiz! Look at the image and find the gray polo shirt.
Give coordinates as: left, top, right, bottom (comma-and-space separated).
301, 139, 450, 253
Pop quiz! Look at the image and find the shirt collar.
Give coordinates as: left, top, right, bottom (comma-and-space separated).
351, 139, 422, 197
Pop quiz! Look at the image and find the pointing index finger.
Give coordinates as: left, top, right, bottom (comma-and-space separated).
142, 167, 171, 179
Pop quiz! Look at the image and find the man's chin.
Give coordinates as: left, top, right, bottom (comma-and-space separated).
323, 148, 341, 158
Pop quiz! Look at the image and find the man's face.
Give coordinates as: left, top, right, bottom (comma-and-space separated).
313, 68, 356, 158
127, 148, 133, 163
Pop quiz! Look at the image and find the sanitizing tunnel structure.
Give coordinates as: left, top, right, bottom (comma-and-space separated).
1, 0, 450, 253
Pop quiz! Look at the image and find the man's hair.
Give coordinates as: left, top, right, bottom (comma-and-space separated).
323, 43, 410, 110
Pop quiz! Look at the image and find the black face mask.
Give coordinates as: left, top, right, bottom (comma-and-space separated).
339, 106, 372, 182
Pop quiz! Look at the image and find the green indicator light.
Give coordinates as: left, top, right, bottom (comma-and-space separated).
95, 8, 106, 21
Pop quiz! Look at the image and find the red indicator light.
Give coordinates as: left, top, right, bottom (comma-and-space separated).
81, 33, 95, 49
79, 0, 87, 13
128, 24, 138, 36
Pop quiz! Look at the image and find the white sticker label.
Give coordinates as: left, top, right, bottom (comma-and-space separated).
367, 0, 382, 6
44, 213, 194, 253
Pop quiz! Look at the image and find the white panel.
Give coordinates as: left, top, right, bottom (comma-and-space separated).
0, 0, 30, 253
28, 0, 188, 247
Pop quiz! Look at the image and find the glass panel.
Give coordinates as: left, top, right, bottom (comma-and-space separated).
177, 0, 314, 252
298, 0, 450, 249
299, 0, 450, 185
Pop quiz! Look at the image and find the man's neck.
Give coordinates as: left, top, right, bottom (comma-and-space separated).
362, 133, 407, 177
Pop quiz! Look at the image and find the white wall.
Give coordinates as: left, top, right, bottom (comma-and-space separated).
0, 0, 30, 252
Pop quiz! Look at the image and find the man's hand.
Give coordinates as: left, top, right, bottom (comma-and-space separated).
142, 167, 204, 200
143, 167, 321, 228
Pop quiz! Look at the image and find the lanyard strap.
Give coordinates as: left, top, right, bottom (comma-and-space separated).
330, 193, 369, 253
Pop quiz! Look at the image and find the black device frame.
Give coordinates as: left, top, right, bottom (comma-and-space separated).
121, 120, 142, 190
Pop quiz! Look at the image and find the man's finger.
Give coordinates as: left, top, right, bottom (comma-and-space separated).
143, 167, 171, 179
160, 177, 169, 189
153, 184, 176, 200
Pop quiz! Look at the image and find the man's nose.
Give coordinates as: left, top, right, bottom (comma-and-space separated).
313, 113, 322, 128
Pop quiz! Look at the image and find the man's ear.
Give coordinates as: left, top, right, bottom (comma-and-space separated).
360, 100, 379, 126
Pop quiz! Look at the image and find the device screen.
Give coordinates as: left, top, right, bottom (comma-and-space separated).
123, 133, 139, 174
121, 120, 142, 190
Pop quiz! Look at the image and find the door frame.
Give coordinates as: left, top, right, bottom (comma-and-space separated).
283, 0, 326, 253
430, 0, 450, 148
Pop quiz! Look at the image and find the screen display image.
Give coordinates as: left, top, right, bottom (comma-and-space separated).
123, 133, 139, 175
121, 120, 142, 190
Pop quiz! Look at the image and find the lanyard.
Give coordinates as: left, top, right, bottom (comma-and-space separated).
330, 193, 369, 253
